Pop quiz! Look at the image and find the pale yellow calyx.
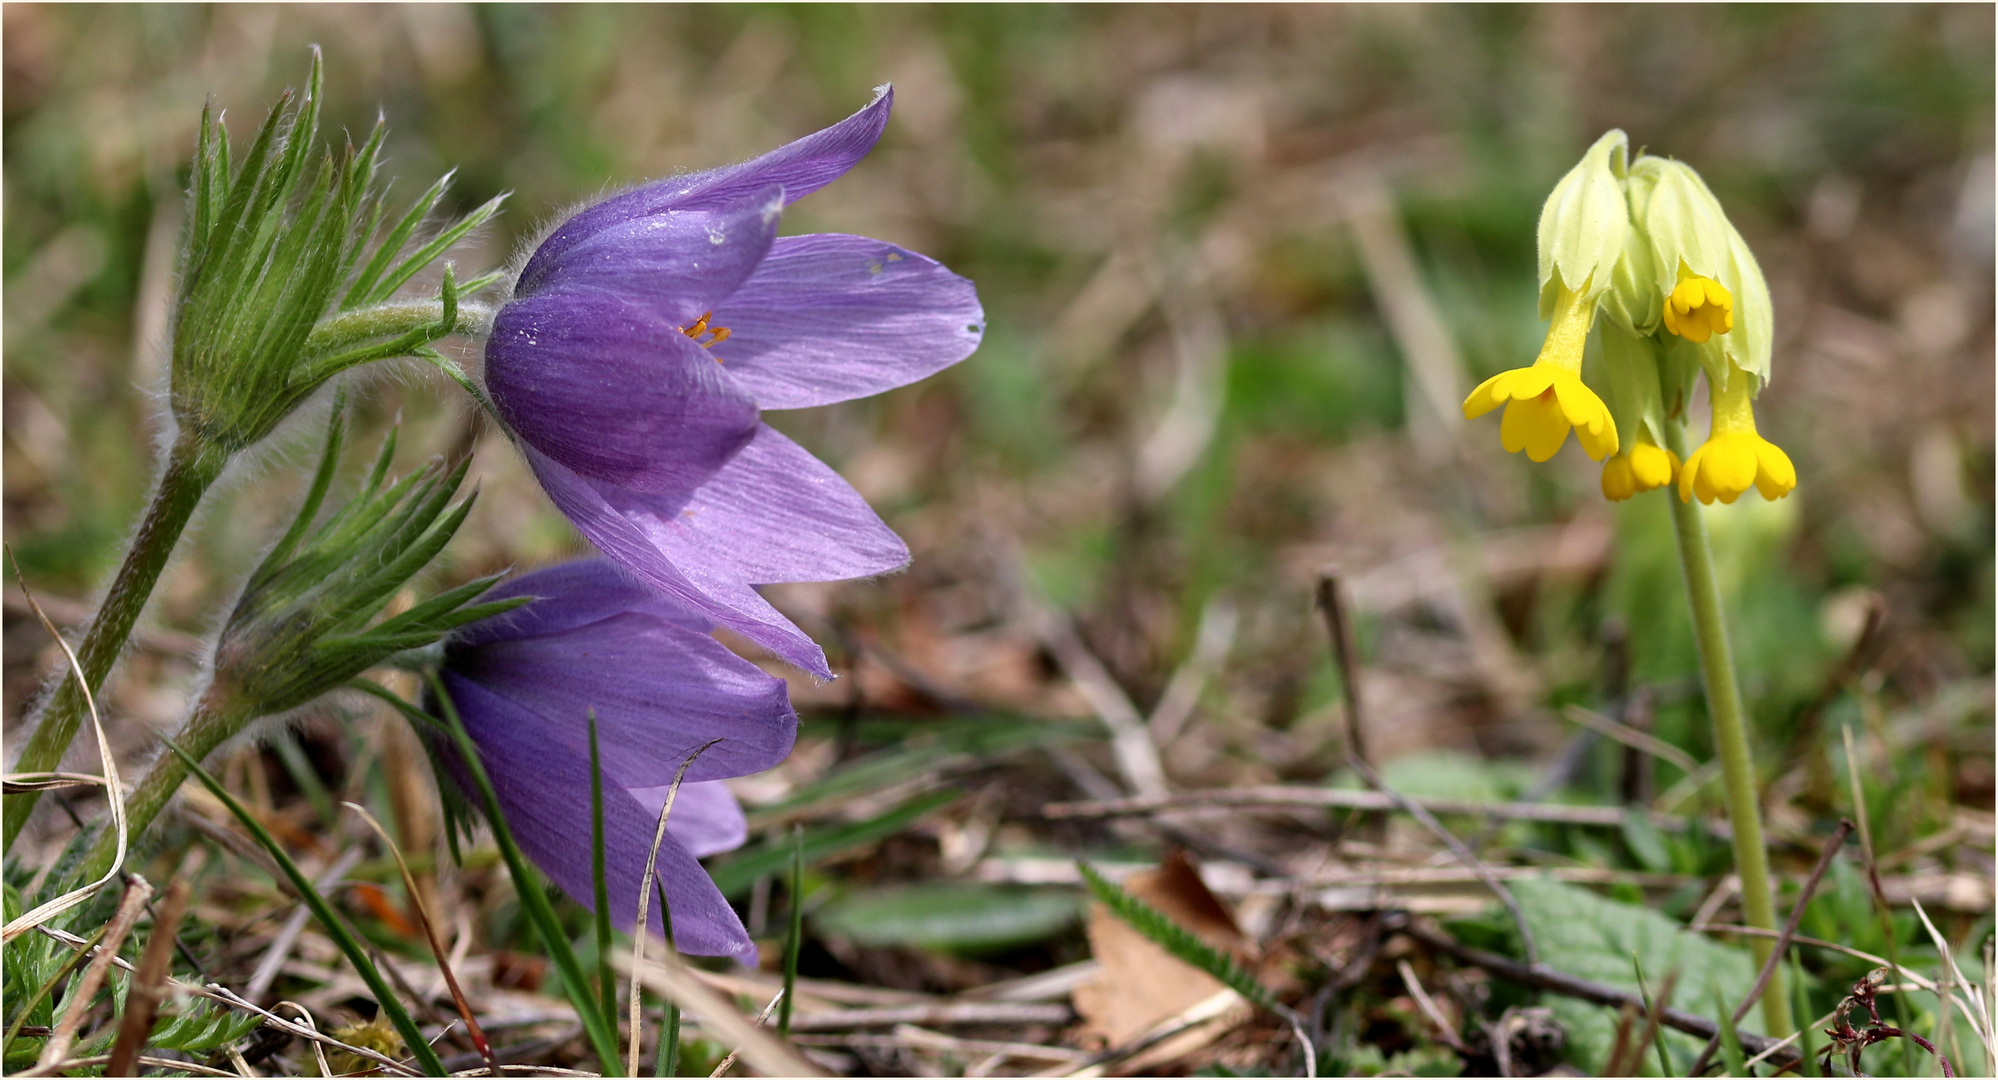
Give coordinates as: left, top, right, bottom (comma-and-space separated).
1662, 274, 1733, 344
1462, 284, 1618, 462
1677, 366, 1796, 504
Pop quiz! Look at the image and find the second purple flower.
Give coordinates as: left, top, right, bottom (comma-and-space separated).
484, 89, 984, 679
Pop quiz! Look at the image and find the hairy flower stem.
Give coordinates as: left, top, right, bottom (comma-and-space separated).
76, 688, 250, 884
1663, 421, 1792, 1039
4, 433, 230, 846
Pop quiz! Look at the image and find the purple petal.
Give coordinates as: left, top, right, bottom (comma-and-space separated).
516, 186, 784, 313
486, 290, 759, 494
521, 90, 892, 281
441, 678, 753, 958
631, 780, 748, 860
710, 234, 985, 409
522, 444, 835, 678
448, 611, 797, 786
456, 560, 658, 649
602, 423, 909, 587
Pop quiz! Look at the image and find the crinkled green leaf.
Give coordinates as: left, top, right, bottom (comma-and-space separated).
1512, 877, 1758, 1074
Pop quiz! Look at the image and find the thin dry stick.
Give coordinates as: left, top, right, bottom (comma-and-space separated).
107, 852, 202, 1076
1316, 567, 1538, 964
709, 988, 786, 1076
631, 737, 721, 1074
1688, 818, 1855, 1076
1601, 1000, 1640, 1079
1348, 751, 1541, 967
2, 549, 130, 942
1401, 919, 1802, 1068
1314, 570, 1369, 768
34, 875, 154, 1070
346, 801, 497, 1075
1397, 959, 1468, 1053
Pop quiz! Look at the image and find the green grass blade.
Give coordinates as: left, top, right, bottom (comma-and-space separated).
426, 673, 626, 1075
1075, 860, 1276, 1012
164, 741, 447, 1076
591, 710, 616, 1029
780, 824, 803, 1039
1714, 988, 1748, 1076
652, 879, 678, 1078
707, 789, 961, 899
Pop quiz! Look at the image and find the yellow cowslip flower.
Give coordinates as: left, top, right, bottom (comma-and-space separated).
1678, 364, 1796, 504
1662, 274, 1734, 344
1463, 282, 1618, 462
1600, 440, 1679, 501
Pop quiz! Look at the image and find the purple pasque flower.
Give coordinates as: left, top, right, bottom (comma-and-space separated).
434, 560, 795, 960
484, 88, 984, 680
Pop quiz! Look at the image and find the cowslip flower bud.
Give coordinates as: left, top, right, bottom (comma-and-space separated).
1633, 156, 1774, 387
1463, 132, 1628, 463
1536, 129, 1630, 314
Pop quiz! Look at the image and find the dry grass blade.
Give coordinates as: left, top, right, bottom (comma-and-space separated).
346, 800, 497, 1074
631, 737, 720, 1074
1, 772, 113, 793
620, 953, 821, 1077
1561, 704, 1701, 775
244, 847, 364, 1002
281, 1000, 337, 1079
709, 988, 785, 1076
31, 875, 154, 1072
1041, 785, 1715, 832
199, 985, 425, 1077
1396, 959, 1467, 1053
2, 548, 131, 942
28, 1053, 245, 1077
108, 852, 202, 1076
1914, 898, 1997, 1066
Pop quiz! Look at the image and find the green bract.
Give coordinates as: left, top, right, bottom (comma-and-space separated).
204, 399, 523, 722
170, 50, 504, 454
1536, 128, 1630, 315
1596, 321, 1669, 450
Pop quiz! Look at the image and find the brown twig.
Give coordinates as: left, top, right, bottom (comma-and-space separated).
107, 852, 201, 1075
347, 800, 496, 1074
1348, 752, 1540, 967
33, 875, 154, 1071
1315, 570, 1369, 768
1688, 818, 1855, 1076
1400, 918, 1803, 1068
1043, 785, 1723, 833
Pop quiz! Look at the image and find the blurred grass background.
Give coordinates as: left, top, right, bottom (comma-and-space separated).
3, 0, 1991, 920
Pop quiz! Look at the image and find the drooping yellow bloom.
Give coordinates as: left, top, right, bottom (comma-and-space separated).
1463, 283, 1618, 462
1678, 365, 1796, 504
1600, 440, 1680, 501
1662, 274, 1733, 344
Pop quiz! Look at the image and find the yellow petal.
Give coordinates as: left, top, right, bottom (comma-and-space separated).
1601, 456, 1635, 501
1502, 396, 1571, 462
1678, 445, 1705, 502
1754, 438, 1797, 499
1463, 370, 1510, 419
